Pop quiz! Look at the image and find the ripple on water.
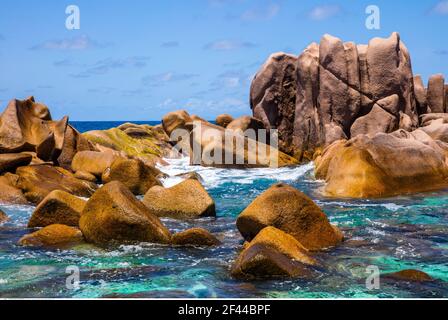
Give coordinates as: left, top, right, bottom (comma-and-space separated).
1, 158, 448, 298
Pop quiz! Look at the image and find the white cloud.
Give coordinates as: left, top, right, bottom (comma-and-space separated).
308, 4, 341, 20
241, 3, 280, 21
204, 40, 257, 51
143, 72, 199, 87
31, 35, 109, 50
432, 1, 448, 14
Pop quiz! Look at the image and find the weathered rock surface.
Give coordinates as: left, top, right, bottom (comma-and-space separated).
0, 174, 29, 205
18, 224, 84, 247
0, 97, 91, 166
315, 129, 448, 198
28, 190, 86, 228
171, 228, 220, 246
231, 227, 316, 279
16, 165, 97, 204
226, 116, 267, 142
162, 110, 192, 137
79, 181, 171, 245
251, 33, 421, 160
142, 179, 215, 219
74, 170, 97, 182
189, 120, 298, 168
102, 157, 162, 195
72, 151, 121, 177
236, 183, 343, 251
427, 74, 445, 113
0, 153, 32, 174
215, 114, 234, 128
83, 127, 172, 166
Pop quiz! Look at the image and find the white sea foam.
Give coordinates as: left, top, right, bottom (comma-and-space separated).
157, 156, 314, 189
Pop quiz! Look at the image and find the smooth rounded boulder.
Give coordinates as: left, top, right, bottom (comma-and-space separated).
171, 228, 220, 246
19, 224, 84, 247
102, 157, 162, 195
28, 190, 86, 228
142, 179, 215, 219
71, 151, 120, 177
79, 181, 171, 245
315, 129, 448, 198
231, 227, 317, 279
236, 183, 343, 251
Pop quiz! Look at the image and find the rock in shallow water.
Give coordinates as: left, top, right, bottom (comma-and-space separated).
28, 190, 86, 228
172, 228, 220, 246
19, 224, 84, 247
142, 179, 216, 219
79, 181, 171, 245
383, 269, 433, 283
102, 157, 162, 195
236, 183, 343, 251
231, 227, 316, 279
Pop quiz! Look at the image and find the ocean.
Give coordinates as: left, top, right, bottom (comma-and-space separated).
0, 123, 447, 298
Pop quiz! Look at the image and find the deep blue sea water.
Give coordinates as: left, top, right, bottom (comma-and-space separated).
70, 121, 161, 133
0, 124, 447, 298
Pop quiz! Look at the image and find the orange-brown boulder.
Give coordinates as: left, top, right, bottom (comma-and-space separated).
231, 227, 317, 279
18, 224, 84, 247
172, 228, 220, 246
142, 179, 215, 219
28, 190, 86, 228
79, 181, 171, 245
16, 165, 97, 204
236, 183, 343, 251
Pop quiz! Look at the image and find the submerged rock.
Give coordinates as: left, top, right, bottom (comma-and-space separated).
19, 224, 84, 247
102, 157, 162, 195
384, 269, 433, 283
16, 165, 97, 204
142, 179, 215, 219
28, 190, 86, 228
79, 181, 171, 245
236, 183, 343, 251
231, 227, 316, 279
171, 228, 220, 246
315, 129, 448, 198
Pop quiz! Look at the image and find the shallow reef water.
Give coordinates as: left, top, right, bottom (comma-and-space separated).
0, 157, 447, 298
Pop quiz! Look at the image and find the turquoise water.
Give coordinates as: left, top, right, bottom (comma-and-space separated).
1, 157, 447, 298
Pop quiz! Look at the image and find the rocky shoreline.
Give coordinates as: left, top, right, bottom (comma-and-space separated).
0, 32, 445, 286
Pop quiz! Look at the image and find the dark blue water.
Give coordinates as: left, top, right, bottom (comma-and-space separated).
70, 121, 161, 133
1, 150, 448, 298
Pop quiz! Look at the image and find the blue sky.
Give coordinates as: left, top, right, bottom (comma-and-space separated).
0, 0, 447, 121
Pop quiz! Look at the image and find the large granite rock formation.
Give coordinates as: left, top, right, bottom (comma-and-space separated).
251, 32, 447, 161
0, 97, 94, 167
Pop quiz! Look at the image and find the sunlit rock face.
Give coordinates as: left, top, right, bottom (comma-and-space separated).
251, 32, 448, 161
